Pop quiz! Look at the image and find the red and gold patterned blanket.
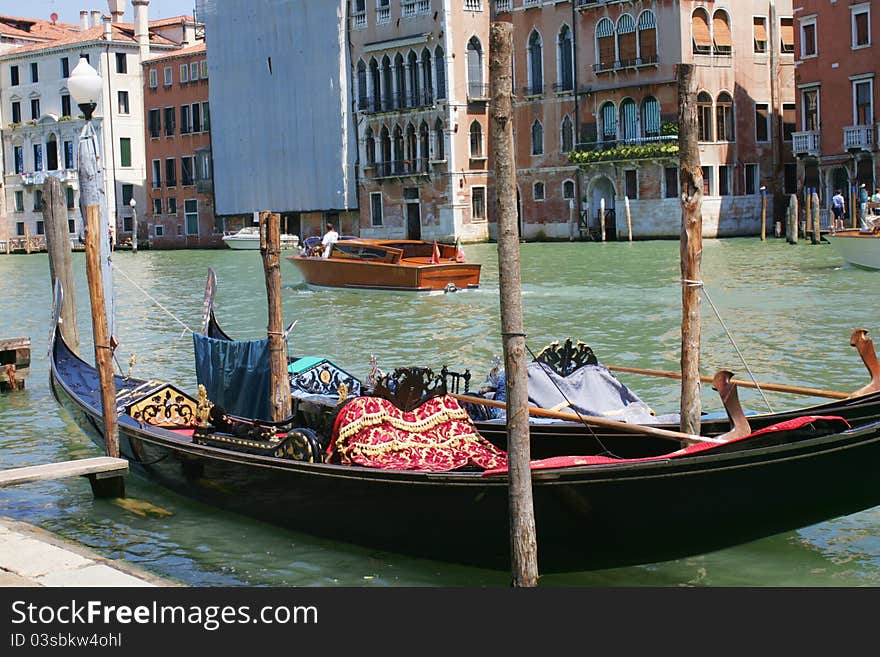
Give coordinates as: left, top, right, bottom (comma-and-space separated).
329, 394, 508, 471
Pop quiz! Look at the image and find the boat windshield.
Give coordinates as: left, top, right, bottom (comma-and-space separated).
333, 243, 399, 262
384, 242, 435, 259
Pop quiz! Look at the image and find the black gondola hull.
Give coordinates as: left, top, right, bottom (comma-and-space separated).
50, 334, 880, 573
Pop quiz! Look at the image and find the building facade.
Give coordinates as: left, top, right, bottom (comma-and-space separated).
142, 43, 217, 248
793, 0, 876, 223
349, 0, 492, 243
0, 1, 200, 250
507, 0, 796, 240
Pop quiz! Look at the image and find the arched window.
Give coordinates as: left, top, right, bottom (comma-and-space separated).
596, 18, 615, 70
381, 55, 393, 111
617, 14, 637, 65
620, 98, 638, 142
558, 25, 573, 91
641, 96, 660, 138
393, 125, 404, 172
528, 30, 543, 95
692, 9, 712, 54
419, 121, 429, 168
697, 91, 714, 141
467, 37, 484, 98
406, 123, 417, 171
560, 114, 573, 153
394, 53, 406, 108
408, 51, 420, 106
380, 125, 391, 174
531, 119, 543, 155
434, 46, 446, 100
562, 179, 575, 200
421, 48, 433, 99
365, 127, 375, 166
716, 91, 734, 141
601, 101, 617, 141
46, 133, 58, 171
356, 60, 367, 110
713, 10, 732, 55
638, 10, 657, 63
369, 58, 381, 111
533, 181, 545, 201
470, 120, 483, 158
434, 117, 445, 161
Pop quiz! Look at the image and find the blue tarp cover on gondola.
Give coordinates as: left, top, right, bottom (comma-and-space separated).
193, 333, 272, 421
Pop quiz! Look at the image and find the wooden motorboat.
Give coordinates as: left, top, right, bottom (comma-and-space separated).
826, 228, 880, 270
287, 238, 480, 292
222, 226, 299, 250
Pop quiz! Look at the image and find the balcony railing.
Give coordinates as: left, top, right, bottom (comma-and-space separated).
594, 54, 659, 73
844, 125, 874, 151
792, 130, 820, 157
376, 7, 390, 24
553, 81, 574, 93
495, 0, 512, 12
402, 0, 430, 16
521, 84, 545, 97
576, 135, 676, 151
18, 169, 78, 185
351, 11, 366, 29
359, 90, 435, 114
467, 83, 490, 101
371, 159, 429, 178
463, 0, 483, 11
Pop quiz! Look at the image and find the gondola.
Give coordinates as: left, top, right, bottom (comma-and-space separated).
51, 283, 880, 573
205, 310, 880, 459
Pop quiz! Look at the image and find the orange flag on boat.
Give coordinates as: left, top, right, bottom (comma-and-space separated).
454, 236, 465, 262
431, 240, 441, 264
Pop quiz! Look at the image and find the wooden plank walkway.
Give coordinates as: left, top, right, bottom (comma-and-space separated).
0, 457, 128, 498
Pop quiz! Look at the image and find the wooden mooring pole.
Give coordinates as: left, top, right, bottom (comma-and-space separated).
677, 63, 703, 438
599, 198, 606, 242
42, 175, 79, 353
625, 195, 633, 242
260, 210, 292, 422
760, 186, 767, 241
490, 21, 538, 587
84, 205, 119, 458
811, 190, 821, 243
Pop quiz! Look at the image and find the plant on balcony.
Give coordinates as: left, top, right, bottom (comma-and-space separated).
58, 115, 72, 121
569, 141, 679, 165
661, 121, 679, 136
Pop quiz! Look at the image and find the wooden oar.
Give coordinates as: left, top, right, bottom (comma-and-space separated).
450, 393, 726, 446
604, 365, 851, 400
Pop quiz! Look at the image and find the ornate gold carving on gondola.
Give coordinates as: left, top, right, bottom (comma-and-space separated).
337, 382, 349, 404
126, 384, 198, 427
372, 367, 447, 412
196, 384, 214, 424
533, 338, 598, 377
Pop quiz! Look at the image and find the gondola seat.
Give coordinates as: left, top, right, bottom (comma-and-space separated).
328, 367, 507, 471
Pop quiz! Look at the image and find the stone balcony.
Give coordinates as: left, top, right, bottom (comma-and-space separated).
843, 124, 874, 151
792, 130, 820, 157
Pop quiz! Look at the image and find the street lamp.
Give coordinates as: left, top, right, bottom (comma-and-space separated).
68, 54, 120, 457
67, 56, 102, 120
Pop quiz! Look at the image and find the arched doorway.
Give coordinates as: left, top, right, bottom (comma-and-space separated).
590, 176, 616, 240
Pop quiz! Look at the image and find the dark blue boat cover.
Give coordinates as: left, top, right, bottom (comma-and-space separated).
192, 333, 273, 421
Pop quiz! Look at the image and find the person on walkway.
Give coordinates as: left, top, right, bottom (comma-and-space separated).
321, 222, 339, 258
831, 190, 846, 231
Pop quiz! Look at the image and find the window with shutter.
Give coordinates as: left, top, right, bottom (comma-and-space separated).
692, 9, 712, 54
617, 15, 636, 65
713, 11, 732, 54
780, 18, 794, 53
638, 11, 657, 62
596, 18, 615, 70
753, 17, 768, 53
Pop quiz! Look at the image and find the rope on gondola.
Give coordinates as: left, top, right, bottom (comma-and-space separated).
111, 263, 196, 336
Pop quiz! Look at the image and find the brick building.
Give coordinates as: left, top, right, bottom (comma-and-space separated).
508, 0, 797, 240
793, 0, 876, 222
142, 42, 218, 248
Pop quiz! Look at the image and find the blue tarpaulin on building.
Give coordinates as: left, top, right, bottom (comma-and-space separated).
193, 333, 273, 421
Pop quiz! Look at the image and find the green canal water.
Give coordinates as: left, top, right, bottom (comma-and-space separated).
2, 237, 880, 586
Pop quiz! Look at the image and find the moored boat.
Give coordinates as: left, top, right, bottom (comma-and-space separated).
52, 297, 880, 572
287, 238, 480, 292
222, 226, 300, 250
826, 228, 880, 270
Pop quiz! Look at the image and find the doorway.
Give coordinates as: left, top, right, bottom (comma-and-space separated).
590, 176, 617, 240
404, 187, 421, 239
